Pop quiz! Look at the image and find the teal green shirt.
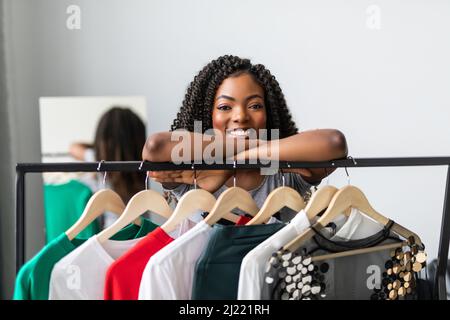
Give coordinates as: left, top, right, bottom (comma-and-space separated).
44, 180, 99, 243
13, 218, 158, 300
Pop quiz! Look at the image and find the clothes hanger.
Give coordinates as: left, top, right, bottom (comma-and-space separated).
160, 165, 218, 233
304, 184, 339, 220
301, 165, 357, 223
310, 240, 409, 263
96, 161, 173, 243
203, 161, 259, 226
302, 166, 350, 220
283, 165, 422, 253
246, 168, 305, 225
65, 160, 141, 241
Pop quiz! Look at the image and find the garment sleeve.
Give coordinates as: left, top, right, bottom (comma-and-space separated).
48, 264, 62, 300
12, 266, 31, 300
138, 257, 177, 300
238, 253, 262, 300
260, 255, 281, 300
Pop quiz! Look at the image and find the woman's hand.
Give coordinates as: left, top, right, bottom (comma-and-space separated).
69, 142, 93, 161
148, 170, 232, 194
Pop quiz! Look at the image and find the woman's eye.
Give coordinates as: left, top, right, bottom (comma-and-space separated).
217, 105, 231, 111
249, 104, 264, 110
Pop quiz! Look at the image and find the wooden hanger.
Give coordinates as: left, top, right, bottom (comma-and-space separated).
246, 179, 305, 225
304, 185, 339, 220
203, 163, 259, 226
310, 241, 409, 263
65, 161, 141, 241
203, 186, 259, 226
283, 184, 422, 252
161, 188, 216, 233
160, 165, 222, 233
66, 189, 134, 241
96, 188, 173, 243
96, 163, 173, 243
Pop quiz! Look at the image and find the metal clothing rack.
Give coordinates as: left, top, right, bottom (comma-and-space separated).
15, 157, 450, 300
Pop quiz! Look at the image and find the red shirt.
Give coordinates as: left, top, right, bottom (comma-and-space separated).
104, 227, 173, 300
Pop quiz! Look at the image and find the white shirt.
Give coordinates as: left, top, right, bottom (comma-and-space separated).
138, 220, 213, 300
331, 208, 384, 241
49, 236, 141, 300
237, 210, 311, 300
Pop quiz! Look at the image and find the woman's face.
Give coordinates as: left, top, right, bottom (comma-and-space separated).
212, 73, 267, 139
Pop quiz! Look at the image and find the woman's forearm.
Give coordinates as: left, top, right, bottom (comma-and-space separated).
240, 129, 348, 162
142, 131, 263, 162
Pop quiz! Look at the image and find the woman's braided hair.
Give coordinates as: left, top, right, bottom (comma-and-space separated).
171, 55, 298, 139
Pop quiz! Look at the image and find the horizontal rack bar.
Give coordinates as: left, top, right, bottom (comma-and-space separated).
16, 157, 450, 172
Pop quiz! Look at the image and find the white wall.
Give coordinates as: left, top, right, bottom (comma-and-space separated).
3, 0, 450, 298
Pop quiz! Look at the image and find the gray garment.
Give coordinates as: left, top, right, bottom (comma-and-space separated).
165, 172, 318, 222
261, 226, 420, 300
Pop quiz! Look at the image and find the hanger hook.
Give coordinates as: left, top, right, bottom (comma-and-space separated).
145, 173, 149, 190
192, 163, 197, 189
344, 166, 350, 185
233, 159, 237, 187
348, 155, 358, 166
97, 160, 107, 187
139, 160, 149, 190
280, 168, 285, 187
345, 156, 357, 185
284, 162, 292, 187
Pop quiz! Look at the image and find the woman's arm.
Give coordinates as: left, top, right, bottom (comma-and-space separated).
142, 129, 347, 187
141, 131, 261, 162
142, 131, 238, 191
69, 142, 94, 161
237, 129, 348, 183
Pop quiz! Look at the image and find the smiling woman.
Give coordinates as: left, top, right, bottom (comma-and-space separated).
142, 55, 347, 219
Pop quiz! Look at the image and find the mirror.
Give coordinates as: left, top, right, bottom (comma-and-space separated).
39, 96, 148, 243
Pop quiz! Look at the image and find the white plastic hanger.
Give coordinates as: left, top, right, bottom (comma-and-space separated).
246, 169, 305, 225
96, 162, 173, 243
203, 161, 259, 226
161, 165, 218, 233
65, 160, 141, 241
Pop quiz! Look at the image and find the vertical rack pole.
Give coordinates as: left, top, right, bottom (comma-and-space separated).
436, 165, 450, 300
15, 166, 25, 273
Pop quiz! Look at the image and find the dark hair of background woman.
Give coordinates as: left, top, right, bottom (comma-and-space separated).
171, 55, 298, 139
94, 107, 146, 203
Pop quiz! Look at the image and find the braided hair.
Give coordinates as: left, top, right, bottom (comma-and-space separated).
171, 55, 298, 139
